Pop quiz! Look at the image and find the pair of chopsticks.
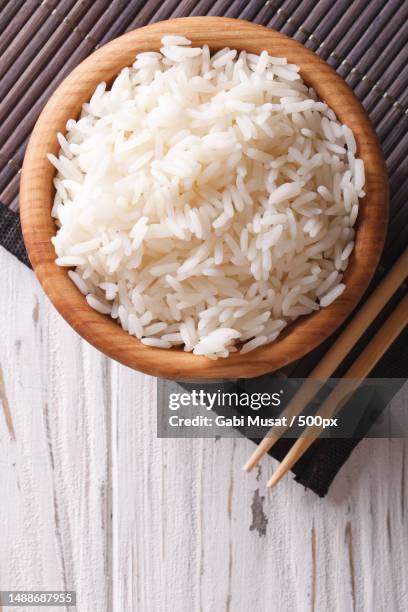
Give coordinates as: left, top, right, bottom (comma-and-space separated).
243, 247, 408, 487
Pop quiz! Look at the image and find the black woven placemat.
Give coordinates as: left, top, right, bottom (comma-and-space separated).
1, 0, 407, 496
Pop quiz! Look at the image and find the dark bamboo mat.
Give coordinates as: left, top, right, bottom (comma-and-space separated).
0, 0, 407, 495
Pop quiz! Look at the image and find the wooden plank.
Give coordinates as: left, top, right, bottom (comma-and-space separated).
0, 247, 110, 609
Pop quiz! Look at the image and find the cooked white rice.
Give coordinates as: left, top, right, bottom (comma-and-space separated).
49, 36, 365, 359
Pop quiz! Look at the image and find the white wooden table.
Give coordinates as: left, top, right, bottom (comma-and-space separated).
1, 246, 407, 612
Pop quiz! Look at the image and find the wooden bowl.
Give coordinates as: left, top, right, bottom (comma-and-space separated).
20, 17, 388, 380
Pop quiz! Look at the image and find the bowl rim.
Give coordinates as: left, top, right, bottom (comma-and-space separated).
20, 16, 389, 380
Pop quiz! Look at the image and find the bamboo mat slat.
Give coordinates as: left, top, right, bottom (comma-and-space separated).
0, 0, 406, 379
0, 0, 95, 83
97, 1, 148, 46
0, 0, 31, 49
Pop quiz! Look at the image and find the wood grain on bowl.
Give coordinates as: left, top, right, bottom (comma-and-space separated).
20, 17, 388, 380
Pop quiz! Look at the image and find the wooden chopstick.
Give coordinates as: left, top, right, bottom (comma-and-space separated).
267, 290, 408, 487
243, 247, 408, 472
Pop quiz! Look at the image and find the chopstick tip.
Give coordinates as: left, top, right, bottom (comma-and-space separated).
243, 436, 279, 473
242, 460, 254, 472
267, 468, 287, 488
